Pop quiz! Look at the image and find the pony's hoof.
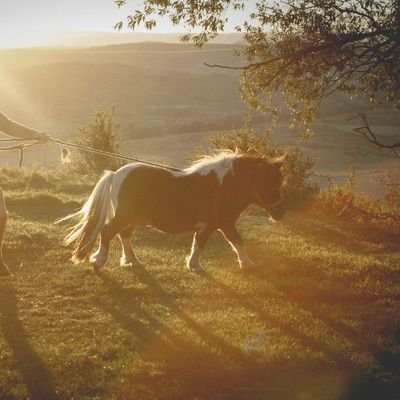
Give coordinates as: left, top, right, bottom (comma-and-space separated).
186, 255, 204, 272
120, 257, 142, 268
91, 261, 103, 273
90, 254, 107, 272
187, 262, 203, 272
120, 261, 132, 267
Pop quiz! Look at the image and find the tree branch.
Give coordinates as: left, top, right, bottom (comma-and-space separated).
350, 113, 400, 158
204, 28, 393, 70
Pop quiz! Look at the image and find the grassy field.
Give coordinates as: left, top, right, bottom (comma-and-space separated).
0, 167, 399, 400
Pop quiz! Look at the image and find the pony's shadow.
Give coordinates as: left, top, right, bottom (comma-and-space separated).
93, 266, 273, 398
96, 262, 364, 369
95, 265, 249, 364
0, 282, 58, 400
94, 263, 366, 399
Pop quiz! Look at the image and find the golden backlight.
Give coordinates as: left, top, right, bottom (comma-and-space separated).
0, 64, 45, 125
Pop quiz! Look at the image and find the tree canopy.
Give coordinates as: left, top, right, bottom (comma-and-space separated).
115, 0, 400, 148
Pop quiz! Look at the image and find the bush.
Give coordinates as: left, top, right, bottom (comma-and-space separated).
381, 173, 400, 215
73, 107, 122, 174
313, 167, 357, 217
313, 168, 400, 232
208, 128, 318, 207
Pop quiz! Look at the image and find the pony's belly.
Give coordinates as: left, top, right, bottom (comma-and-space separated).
139, 203, 206, 234
146, 219, 196, 234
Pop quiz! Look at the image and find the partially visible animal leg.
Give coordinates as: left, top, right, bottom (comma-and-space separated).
220, 226, 254, 269
90, 214, 128, 271
119, 226, 141, 267
0, 188, 10, 276
187, 226, 213, 271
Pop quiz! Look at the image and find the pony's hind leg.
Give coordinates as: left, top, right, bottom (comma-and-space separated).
119, 226, 141, 267
90, 214, 128, 271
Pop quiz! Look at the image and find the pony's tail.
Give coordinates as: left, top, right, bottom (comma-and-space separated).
57, 171, 115, 263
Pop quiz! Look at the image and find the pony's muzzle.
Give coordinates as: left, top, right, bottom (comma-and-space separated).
268, 202, 285, 221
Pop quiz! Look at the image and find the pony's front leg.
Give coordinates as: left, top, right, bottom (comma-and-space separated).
220, 225, 254, 269
187, 226, 213, 272
90, 215, 127, 271
119, 226, 142, 267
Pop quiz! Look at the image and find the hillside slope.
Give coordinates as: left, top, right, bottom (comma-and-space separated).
0, 168, 399, 399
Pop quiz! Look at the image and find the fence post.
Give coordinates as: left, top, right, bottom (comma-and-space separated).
0, 188, 10, 275
19, 147, 24, 167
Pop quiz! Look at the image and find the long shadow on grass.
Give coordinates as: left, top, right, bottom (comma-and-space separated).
94, 268, 276, 399
201, 270, 361, 369
262, 264, 400, 399
254, 238, 400, 355
4, 231, 59, 270
341, 330, 400, 400
94, 270, 185, 347
271, 281, 384, 354
96, 267, 252, 363
0, 282, 58, 400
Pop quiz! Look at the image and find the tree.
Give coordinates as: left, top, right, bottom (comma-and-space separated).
115, 0, 400, 153
74, 107, 122, 173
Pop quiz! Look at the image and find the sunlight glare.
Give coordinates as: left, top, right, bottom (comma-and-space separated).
0, 65, 45, 125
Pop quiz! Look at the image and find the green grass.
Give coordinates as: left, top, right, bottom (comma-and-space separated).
0, 168, 399, 400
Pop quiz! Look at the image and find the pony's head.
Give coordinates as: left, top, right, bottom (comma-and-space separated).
235, 154, 286, 221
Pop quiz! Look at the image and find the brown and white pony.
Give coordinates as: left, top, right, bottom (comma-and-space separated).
61, 152, 285, 271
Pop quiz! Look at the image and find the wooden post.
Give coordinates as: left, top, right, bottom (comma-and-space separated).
0, 188, 10, 275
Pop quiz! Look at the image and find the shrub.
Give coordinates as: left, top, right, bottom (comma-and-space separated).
208, 128, 318, 207
381, 173, 400, 215
313, 168, 400, 231
73, 107, 122, 174
313, 168, 356, 217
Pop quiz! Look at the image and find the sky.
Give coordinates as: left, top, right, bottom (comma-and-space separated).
0, 0, 254, 48
0, 0, 130, 47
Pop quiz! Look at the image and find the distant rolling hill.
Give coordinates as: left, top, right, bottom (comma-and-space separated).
0, 42, 245, 136
0, 42, 398, 196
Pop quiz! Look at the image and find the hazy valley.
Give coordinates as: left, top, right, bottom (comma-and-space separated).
0, 41, 398, 195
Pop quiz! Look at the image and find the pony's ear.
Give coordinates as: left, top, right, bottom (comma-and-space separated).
270, 152, 287, 169
246, 146, 259, 156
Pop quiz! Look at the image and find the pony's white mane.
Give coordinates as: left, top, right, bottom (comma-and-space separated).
183, 151, 239, 183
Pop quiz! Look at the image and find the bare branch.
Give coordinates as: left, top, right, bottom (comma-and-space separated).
350, 113, 400, 158
343, 202, 400, 226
